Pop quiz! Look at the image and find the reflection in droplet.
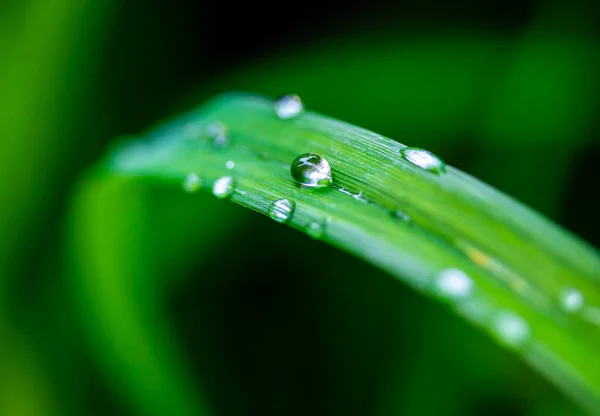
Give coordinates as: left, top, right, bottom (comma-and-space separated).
226, 161, 235, 170
212, 176, 234, 199
400, 147, 446, 174
183, 173, 202, 193
290, 153, 332, 188
274, 94, 304, 119
269, 198, 295, 224
560, 288, 584, 313
436, 268, 473, 299
494, 312, 530, 347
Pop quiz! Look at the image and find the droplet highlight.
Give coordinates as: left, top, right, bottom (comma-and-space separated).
493, 312, 530, 347
400, 147, 446, 174
436, 268, 473, 299
290, 153, 332, 188
225, 161, 235, 170
183, 173, 202, 193
212, 176, 234, 199
269, 198, 295, 224
560, 288, 584, 313
274, 94, 304, 119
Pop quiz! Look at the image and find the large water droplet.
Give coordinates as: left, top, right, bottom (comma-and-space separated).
183, 173, 202, 193
560, 288, 584, 313
212, 176, 234, 199
225, 161, 235, 170
290, 153, 332, 188
269, 198, 295, 224
436, 268, 473, 299
205, 122, 228, 148
493, 312, 530, 347
274, 94, 304, 119
306, 219, 326, 239
400, 147, 446, 174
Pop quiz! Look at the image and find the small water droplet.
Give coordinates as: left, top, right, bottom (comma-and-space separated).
400, 147, 446, 174
225, 161, 235, 170
274, 94, 304, 119
269, 198, 295, 224
436, 268, 473, 299
182, 173, 202, 193
392, 210, 411, 222
205, 122, 228, 147
306, 219, 326, 239
290, 153, 332, 188
494, 312, 530, 347
560, 288, 584, 313
212, 176, 234, 199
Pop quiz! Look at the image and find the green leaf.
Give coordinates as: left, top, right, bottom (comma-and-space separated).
84, 93, 600, 414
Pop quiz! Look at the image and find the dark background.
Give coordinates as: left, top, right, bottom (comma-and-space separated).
0, 0, 599, 415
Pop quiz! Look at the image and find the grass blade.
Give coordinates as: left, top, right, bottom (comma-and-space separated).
94, 92, 600, 414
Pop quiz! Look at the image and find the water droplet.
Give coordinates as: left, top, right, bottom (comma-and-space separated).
269, 198, 295, 224
212, 176, 234, 199
306, 219, 326, 239
182, 173, 202, 193
225, 161, 235, 170
290, 153, 332, 188
205, 122, 228, 147
560, 288, 584, 313
400, 147, 446, 174
436, 268, 473, 299
392, 210, 411, 222
274, 94, 304, 119
493, 312, 530, 347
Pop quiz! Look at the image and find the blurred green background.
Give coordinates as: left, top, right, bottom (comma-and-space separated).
1, 0, 599, 415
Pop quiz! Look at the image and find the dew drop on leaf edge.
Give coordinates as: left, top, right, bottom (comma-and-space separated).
493, 312, 530, 348
269, 198, 295, 224
212, 176, 235, 199
290, 153, 332, 188
400, 147, 446, 174
436, 268, 473, 299
274, 94, 304, 119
